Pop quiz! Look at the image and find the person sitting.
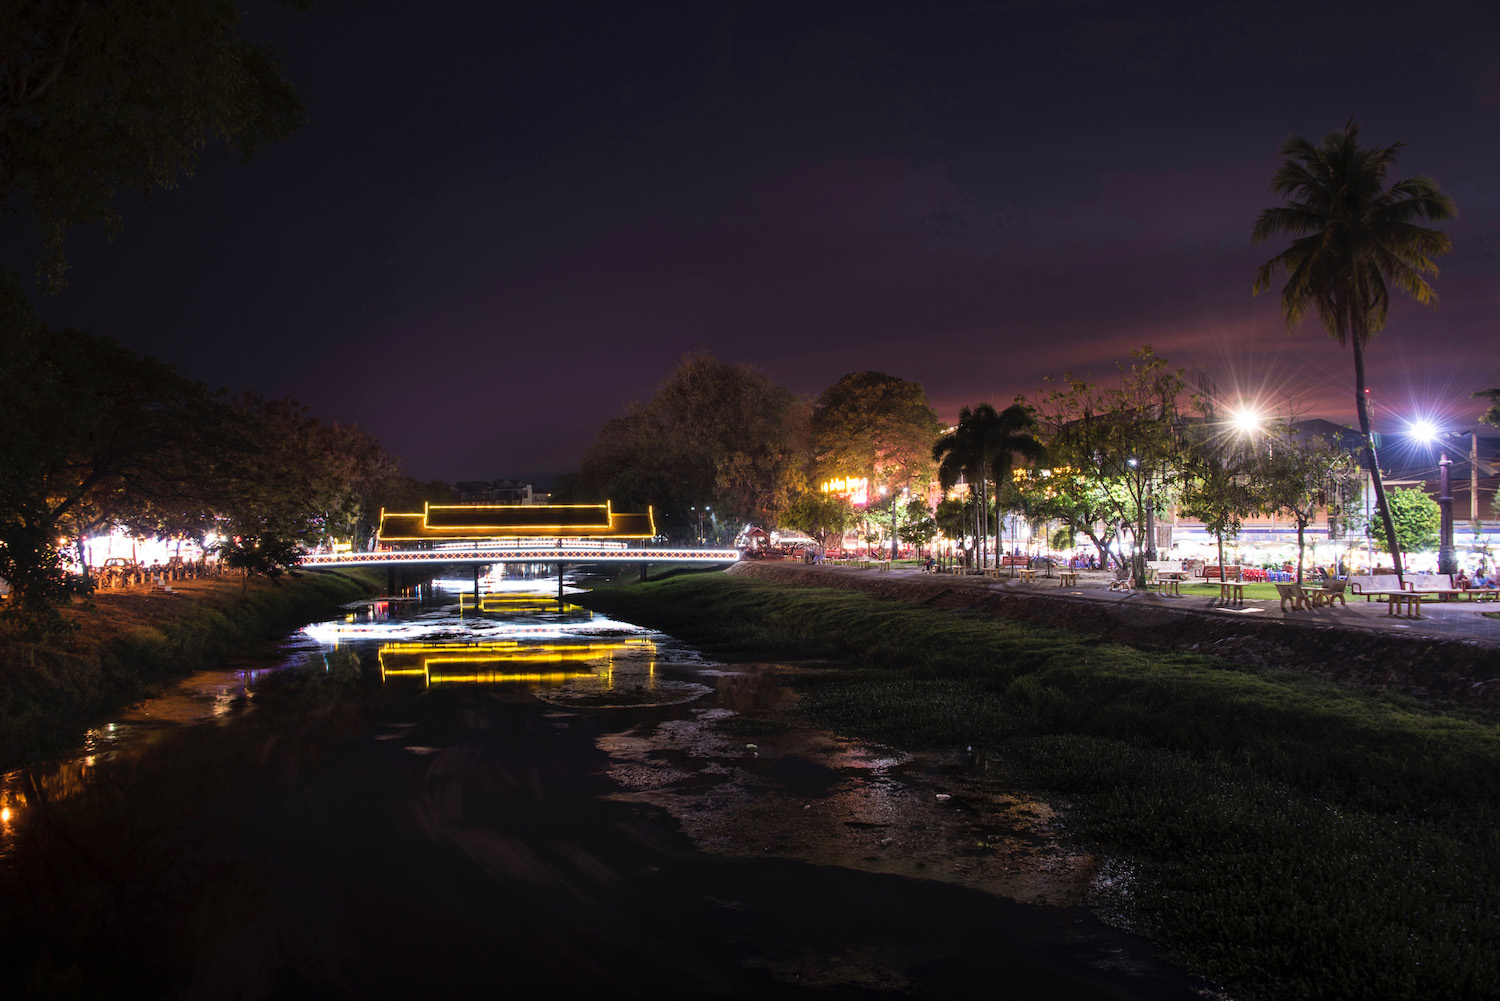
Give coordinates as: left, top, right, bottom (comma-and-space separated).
922, 555, 936, 573
1471, 570, 1492, 589
1456, 569, 1471, 590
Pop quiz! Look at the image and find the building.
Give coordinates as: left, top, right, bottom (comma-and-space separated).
452, 479, 544, 504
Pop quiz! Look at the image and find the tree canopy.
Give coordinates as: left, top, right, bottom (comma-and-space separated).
810, 371, 939, 492
1024, 347, 1187, 583
574, 353, 808, 537
1, 308, 405, 624
1369, 487, 1440, 558
0, 0, 305, 288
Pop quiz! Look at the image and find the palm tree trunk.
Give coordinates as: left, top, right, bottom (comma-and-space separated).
1353, 333, 1404, 582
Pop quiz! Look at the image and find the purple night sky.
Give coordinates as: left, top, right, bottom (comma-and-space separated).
20, 0, 1500, 482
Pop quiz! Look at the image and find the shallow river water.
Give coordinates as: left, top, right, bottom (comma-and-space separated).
0, 576, 1214, 999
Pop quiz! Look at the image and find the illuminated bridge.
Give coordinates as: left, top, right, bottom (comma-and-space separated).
299, 546, 741, 568
299, 501, 740, 596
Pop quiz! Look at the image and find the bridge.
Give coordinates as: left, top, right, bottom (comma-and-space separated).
299, 547, 741, 568
300, 545, 742, 599
312, 500, 742, 598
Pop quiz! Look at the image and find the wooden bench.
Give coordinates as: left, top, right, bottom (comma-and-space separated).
1348, 575, 1411, 600
1275, 582, 1311, 611
1219, 581, 1245, 603
1059, 570, 1078, 587
1383, 592, 1423, 618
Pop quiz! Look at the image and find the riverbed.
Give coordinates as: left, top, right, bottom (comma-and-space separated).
0, 575, 1211, 999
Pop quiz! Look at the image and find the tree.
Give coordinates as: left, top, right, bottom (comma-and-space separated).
932, 403, 1044, 570
575, 353, 808, 538
213, 395, 401, 556
1025, 348, 1187, 585
810, 372, 940, 547
779, 491, 855, 554
1252, 120, 1456, 584
0, 313, 241, 619
214, 531, 303, 597
0, 0, 305, 288
898, 497, 937, 548
1177, 385, 1268, 581
1369, 487, 1441, 559
1257, 429, 1359, 584
1475, 389, 1500, 429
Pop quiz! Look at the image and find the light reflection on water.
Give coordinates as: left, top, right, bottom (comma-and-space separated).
0, 574, 699, 862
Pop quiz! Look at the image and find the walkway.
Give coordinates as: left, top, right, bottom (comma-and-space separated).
869, 567, 1500, 647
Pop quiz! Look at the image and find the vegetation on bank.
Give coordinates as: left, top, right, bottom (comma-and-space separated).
576, 574, 1500, 1001
0, 569, 378, 767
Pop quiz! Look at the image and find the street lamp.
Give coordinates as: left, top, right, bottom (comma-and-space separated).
1409, 420, 1475, 576
1231, 407, 1263, 435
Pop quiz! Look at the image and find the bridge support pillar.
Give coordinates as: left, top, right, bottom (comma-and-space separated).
641, 562, 648, 582
387, 566, 395, 597
558, 563, 565, 601
473, 564, 480, 611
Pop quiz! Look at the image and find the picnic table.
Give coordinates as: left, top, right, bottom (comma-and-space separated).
1016, 568, 1038, 582
1218, 581, 1245, 603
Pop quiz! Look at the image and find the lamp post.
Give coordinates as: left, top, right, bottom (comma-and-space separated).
1410, 420, 1471, 577
1438, 450, 1455, 575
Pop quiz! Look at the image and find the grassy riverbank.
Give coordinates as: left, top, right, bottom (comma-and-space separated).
0, 569, 379, 767
576, 573, 1500, 1001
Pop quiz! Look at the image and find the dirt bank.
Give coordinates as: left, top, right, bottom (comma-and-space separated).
727, 562, 1500, 710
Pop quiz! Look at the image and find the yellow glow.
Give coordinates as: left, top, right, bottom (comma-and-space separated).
378, 501, 655, 541
378, 638, 656, 686
1, 806, 10, 822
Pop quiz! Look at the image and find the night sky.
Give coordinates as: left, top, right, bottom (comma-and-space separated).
21, 0, 1500, 482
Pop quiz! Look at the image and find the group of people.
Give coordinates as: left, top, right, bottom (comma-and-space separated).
1457, 568, 1497, 590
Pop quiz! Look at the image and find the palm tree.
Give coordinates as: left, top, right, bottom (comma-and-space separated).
1252, 120, 1455, 582
933, 403, 1045, 570
933, 407, 987, 568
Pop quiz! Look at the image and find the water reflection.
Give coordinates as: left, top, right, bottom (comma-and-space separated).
377, 638, 656, 685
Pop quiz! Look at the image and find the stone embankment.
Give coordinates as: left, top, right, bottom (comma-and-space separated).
727, 562, 1500, 711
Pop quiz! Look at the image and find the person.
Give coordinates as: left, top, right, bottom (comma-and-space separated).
1456, 569, 1470, 589
923, 555, 936, 573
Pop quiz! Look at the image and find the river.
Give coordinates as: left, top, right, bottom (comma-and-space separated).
0, 573, 1213, 999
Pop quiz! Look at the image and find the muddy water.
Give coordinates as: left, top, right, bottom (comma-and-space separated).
0, 577, 1209, 1000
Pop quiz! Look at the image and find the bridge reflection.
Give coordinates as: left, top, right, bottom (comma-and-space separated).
377, 638, 658, 687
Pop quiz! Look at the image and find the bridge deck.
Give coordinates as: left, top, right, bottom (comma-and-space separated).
301, 548, 741, 567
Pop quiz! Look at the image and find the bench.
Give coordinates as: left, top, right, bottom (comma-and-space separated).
1347, 575, 1411, 600
1383, 592, 1423, 618
1059, 570, 1078, 587
1219, 581, 1245, 603
1274, 582, 1311, 611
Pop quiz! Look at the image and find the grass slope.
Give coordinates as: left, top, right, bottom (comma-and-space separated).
577, 574, 1500, 1001
0, 570, 378, 767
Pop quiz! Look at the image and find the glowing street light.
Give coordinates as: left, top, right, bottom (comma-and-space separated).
1407, 418, 1472, 576
1408, 419, 1439, 444
1231, 408, 1264, 434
